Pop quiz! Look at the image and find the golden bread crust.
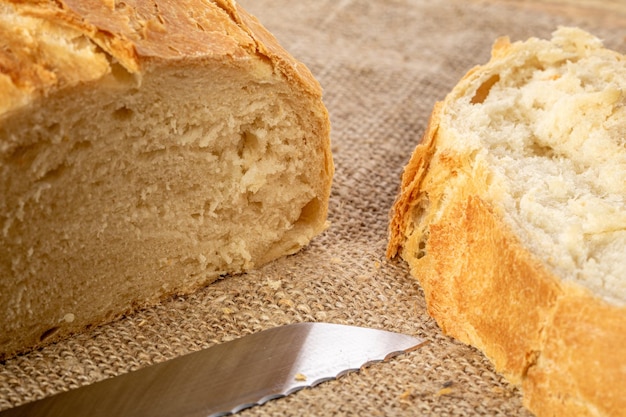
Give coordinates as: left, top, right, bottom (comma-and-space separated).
388, 29, 626, 417
0, 0, 322, 116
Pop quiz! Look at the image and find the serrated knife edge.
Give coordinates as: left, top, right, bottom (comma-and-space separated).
0, 322, 426, 417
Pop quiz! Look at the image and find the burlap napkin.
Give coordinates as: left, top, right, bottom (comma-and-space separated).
1, 1, 623, 415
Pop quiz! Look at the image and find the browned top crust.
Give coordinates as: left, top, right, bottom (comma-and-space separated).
0, 0, 322, 116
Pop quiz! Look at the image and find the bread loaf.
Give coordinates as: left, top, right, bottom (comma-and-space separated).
388, 27, 626, 417
0, 0, 333, 359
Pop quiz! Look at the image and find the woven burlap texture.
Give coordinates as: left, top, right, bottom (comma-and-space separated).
1, 1, 623, 415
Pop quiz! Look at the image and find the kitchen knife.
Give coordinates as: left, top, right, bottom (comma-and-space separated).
0, 322, 425, 417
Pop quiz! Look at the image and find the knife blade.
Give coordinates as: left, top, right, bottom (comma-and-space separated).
0, 322, 425, 417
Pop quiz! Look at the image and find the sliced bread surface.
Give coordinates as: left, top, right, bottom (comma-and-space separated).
0, 0, 333, 360
388, 27, 626, 417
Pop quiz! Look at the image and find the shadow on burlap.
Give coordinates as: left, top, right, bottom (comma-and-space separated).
1, 1, 623, 415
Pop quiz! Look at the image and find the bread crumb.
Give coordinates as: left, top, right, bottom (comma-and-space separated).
436, 387, 454, 396
294, 373, 307, 381
398, 388, 414, 402
278, 298, 294, 307
437, 382, 454, 397
266, 279, 281, 290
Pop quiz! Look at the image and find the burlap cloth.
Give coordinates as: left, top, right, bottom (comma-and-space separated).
1, 1, 624, 415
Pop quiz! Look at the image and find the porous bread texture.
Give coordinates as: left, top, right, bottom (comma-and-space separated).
388, 27, 626, 417
0, 0, 333, 360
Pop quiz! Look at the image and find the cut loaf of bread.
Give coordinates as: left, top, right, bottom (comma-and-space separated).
388, 27, 626, 417
0, 0, 333, 360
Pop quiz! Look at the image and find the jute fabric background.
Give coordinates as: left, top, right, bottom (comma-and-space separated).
1, 1, 624, 415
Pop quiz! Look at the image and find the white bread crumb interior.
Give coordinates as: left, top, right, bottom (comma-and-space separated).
450, 27, 626, 305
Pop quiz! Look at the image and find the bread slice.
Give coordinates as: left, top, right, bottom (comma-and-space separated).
0, 0, 333, 360
388, 27, 626, 417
